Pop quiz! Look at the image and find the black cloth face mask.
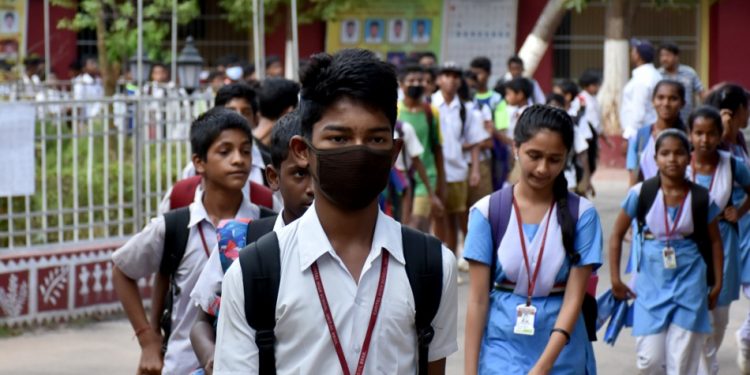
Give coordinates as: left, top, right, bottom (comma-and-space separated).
406, 85, 425, 100
307, 142, 394, 210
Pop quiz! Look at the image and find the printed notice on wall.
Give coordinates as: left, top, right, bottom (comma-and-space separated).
441, 0, 518, 86
0, 103, 35, 196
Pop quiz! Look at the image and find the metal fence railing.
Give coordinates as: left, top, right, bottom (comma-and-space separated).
0, 93, 213, 249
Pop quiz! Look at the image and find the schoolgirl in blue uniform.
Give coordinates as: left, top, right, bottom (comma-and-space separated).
704, 83, 750, 371
610, 129, 724, 374
626, 80, 687, 186
686, 106, 750, 374
623, 80, 689, 276
464, 105, 602, 374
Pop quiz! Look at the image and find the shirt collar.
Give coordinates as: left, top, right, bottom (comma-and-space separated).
633, 63, 656, 76
272, 210, 286, 231
433, 92, 460, 109
297, 204, 406, 272
188, 185, 261, 228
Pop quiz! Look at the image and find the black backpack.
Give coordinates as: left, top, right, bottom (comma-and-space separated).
156, 206, 276, 351
238, 225, 444, 375
635, 175, 714, 286
487, 185, 598, 341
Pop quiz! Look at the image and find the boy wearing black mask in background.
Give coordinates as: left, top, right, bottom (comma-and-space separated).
214, 48, 457, 374
397, 64, 447, 232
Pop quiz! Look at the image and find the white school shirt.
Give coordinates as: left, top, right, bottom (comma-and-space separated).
620, 63, 661, 139
112, 187, 259, 375
394, 121, 425, 172
579, 90, 602, 135
431, 92, 490, 182
191, 210, 287, 314
213, 205, 458, 374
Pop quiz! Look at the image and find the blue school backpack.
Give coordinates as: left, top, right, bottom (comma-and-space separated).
635, 175, 714, 285
487, 185, 599, 341
238, 226, 444, 375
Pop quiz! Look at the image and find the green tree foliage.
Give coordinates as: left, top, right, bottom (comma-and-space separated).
54, 0, 199, 63
565, 0, 696, 12
218, 0, 355, 30
52, 0, 199, 94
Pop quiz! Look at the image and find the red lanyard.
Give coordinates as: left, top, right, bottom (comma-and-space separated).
691, 160, 718, 192
512, 196, 555, 306
311, 251, 389, 375
196, 223, 211, 258
662, 190, 689, 243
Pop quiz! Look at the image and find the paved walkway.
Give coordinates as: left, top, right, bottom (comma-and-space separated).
1, 169, 749, 374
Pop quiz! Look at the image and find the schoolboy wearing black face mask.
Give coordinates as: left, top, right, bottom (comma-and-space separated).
213, 49, 458, 374
397, 64, 448, 233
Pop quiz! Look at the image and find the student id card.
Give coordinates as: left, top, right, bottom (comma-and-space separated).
663, 246, 677, 269
514, 304, 537, 336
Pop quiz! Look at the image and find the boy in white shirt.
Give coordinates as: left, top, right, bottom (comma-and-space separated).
190, 111, 313, 374
214, 48, 457, 374
431, 63, 490, 254
112, 108, 260, 375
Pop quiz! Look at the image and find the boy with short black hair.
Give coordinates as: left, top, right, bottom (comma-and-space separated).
253, 78, 300, 166
189, 111, 312, 374
503, 55, 546, 104
112, 107, 260, 375
214, 48, 457, 374
214, 83, 266, 185
502, 77, 533, 135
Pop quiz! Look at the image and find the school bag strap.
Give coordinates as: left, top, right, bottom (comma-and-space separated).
636, 175, 714, 286
157, 206, 191, 351
160, 207, 191, 276
422, 102, 439, 150
169, 175, 276, 211
488, 185, 513, 290
488, 186, 581, 281
245, 215, 278, 245
239, 231, 282, 375
687, 182, 714, 286
401, 225, 444, 374
488, 185, 596, 340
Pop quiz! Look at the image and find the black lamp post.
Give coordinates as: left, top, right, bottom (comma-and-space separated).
177, 36, 203, 94
128, 51, 152, 86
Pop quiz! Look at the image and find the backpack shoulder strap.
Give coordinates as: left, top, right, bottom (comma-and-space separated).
688, 182, 714, 286
636, 176, 661, 233
250, 181, 274, 210
401, 225, 443, 375
169, 176, 201, 210
488, 185, 513, 287
422, 102, 435, 127
160, 207, 191, 276
239, 232, 281, 375
245, 215, 278, 245
560, 192, 581, 263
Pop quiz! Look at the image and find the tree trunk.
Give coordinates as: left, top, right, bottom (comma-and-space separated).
598, 0, 639, 136
517, 0, 568, 77
96, 5, 118, 96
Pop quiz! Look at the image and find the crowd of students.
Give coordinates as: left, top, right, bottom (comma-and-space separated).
108, 44, 750, 375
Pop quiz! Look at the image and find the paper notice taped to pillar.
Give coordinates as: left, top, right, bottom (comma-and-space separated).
0, 103, 35, 196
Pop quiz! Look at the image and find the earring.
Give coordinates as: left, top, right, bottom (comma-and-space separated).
514, 152, 520, 161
